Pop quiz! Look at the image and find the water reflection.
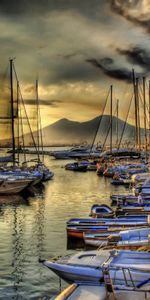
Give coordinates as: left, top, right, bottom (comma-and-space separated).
0, 195, 26, 206
0, 157, 127, 299
10, 197, 46, 299
12, 207, 25, 299
0, 190, 46, 299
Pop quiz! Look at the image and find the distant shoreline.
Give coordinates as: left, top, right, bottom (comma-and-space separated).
0, 144, 81, 148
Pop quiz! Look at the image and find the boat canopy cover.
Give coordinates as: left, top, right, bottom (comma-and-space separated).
110, 250, 150, 270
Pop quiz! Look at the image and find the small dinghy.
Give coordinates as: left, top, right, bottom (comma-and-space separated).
65, 162, 87, 172
90, 204, 114, 218
90, 204, 149, 218
83, 232, 112, 247
83, 226, 150, 248
110, 194, 150, 205
67, 216, 149, 239
43, 250, 110, 283
67, 216, 148, 226
108, 227, 150, 250
116, 204, 150, 215
42, 250, 150, 286
111, 178, 132, 186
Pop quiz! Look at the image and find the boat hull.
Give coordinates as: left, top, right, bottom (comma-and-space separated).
0, 180, 31, 195
67, 224, 148, 239
44, 250, 150, 286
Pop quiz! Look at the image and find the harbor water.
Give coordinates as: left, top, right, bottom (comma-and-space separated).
0, 152, 129, 299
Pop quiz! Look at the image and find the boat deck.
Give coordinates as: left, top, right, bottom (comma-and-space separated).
56, 250, 110, 267
109, 289, 150, 300
49, 284, 150, 300
50, 284, 106, 300
65, 285, 106, 300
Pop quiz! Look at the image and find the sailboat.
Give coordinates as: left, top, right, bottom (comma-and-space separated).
0, 59, 43, 194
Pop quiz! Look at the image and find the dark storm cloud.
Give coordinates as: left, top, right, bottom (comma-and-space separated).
59, 51, 87, 60
86, 57, 132, 82
43, 57, 104, 84
110, 0, 150, 33
24, 99, 61, 106
117, 47, 150, 70
0, 0, 106, 18
0, 0, 48, 15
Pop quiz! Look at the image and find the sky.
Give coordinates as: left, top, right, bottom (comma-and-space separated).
0, 0, 150, 134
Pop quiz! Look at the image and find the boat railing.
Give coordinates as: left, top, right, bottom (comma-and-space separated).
102, 264, 150, 299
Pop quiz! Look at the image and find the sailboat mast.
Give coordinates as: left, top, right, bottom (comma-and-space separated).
148, 80, 150, 149
10, 58, 15, 167
132, 69, 138, 149
110, 85, 113, 153
116, 99, 119, 148
143, 77, 148, 160
17, 80, 19, 164
36, 79, 40, 163
39, 102, 44, 163
136, 78, 141, 150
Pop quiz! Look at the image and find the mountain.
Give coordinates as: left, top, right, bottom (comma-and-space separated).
40, 115, 138, 146
0, 115, 143, 147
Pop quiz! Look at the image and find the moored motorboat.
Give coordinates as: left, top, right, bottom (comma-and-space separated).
103, 162, 148, 179
65, 162, 87, 172
36, 163, 54, 181
99, 148, 142, 160
51, 145, 101, 160
111, 177, 132, 186
42, 250, 150, 286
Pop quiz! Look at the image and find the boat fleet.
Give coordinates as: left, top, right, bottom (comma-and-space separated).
1, 60, 150, 299
40, 148, 150, 300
